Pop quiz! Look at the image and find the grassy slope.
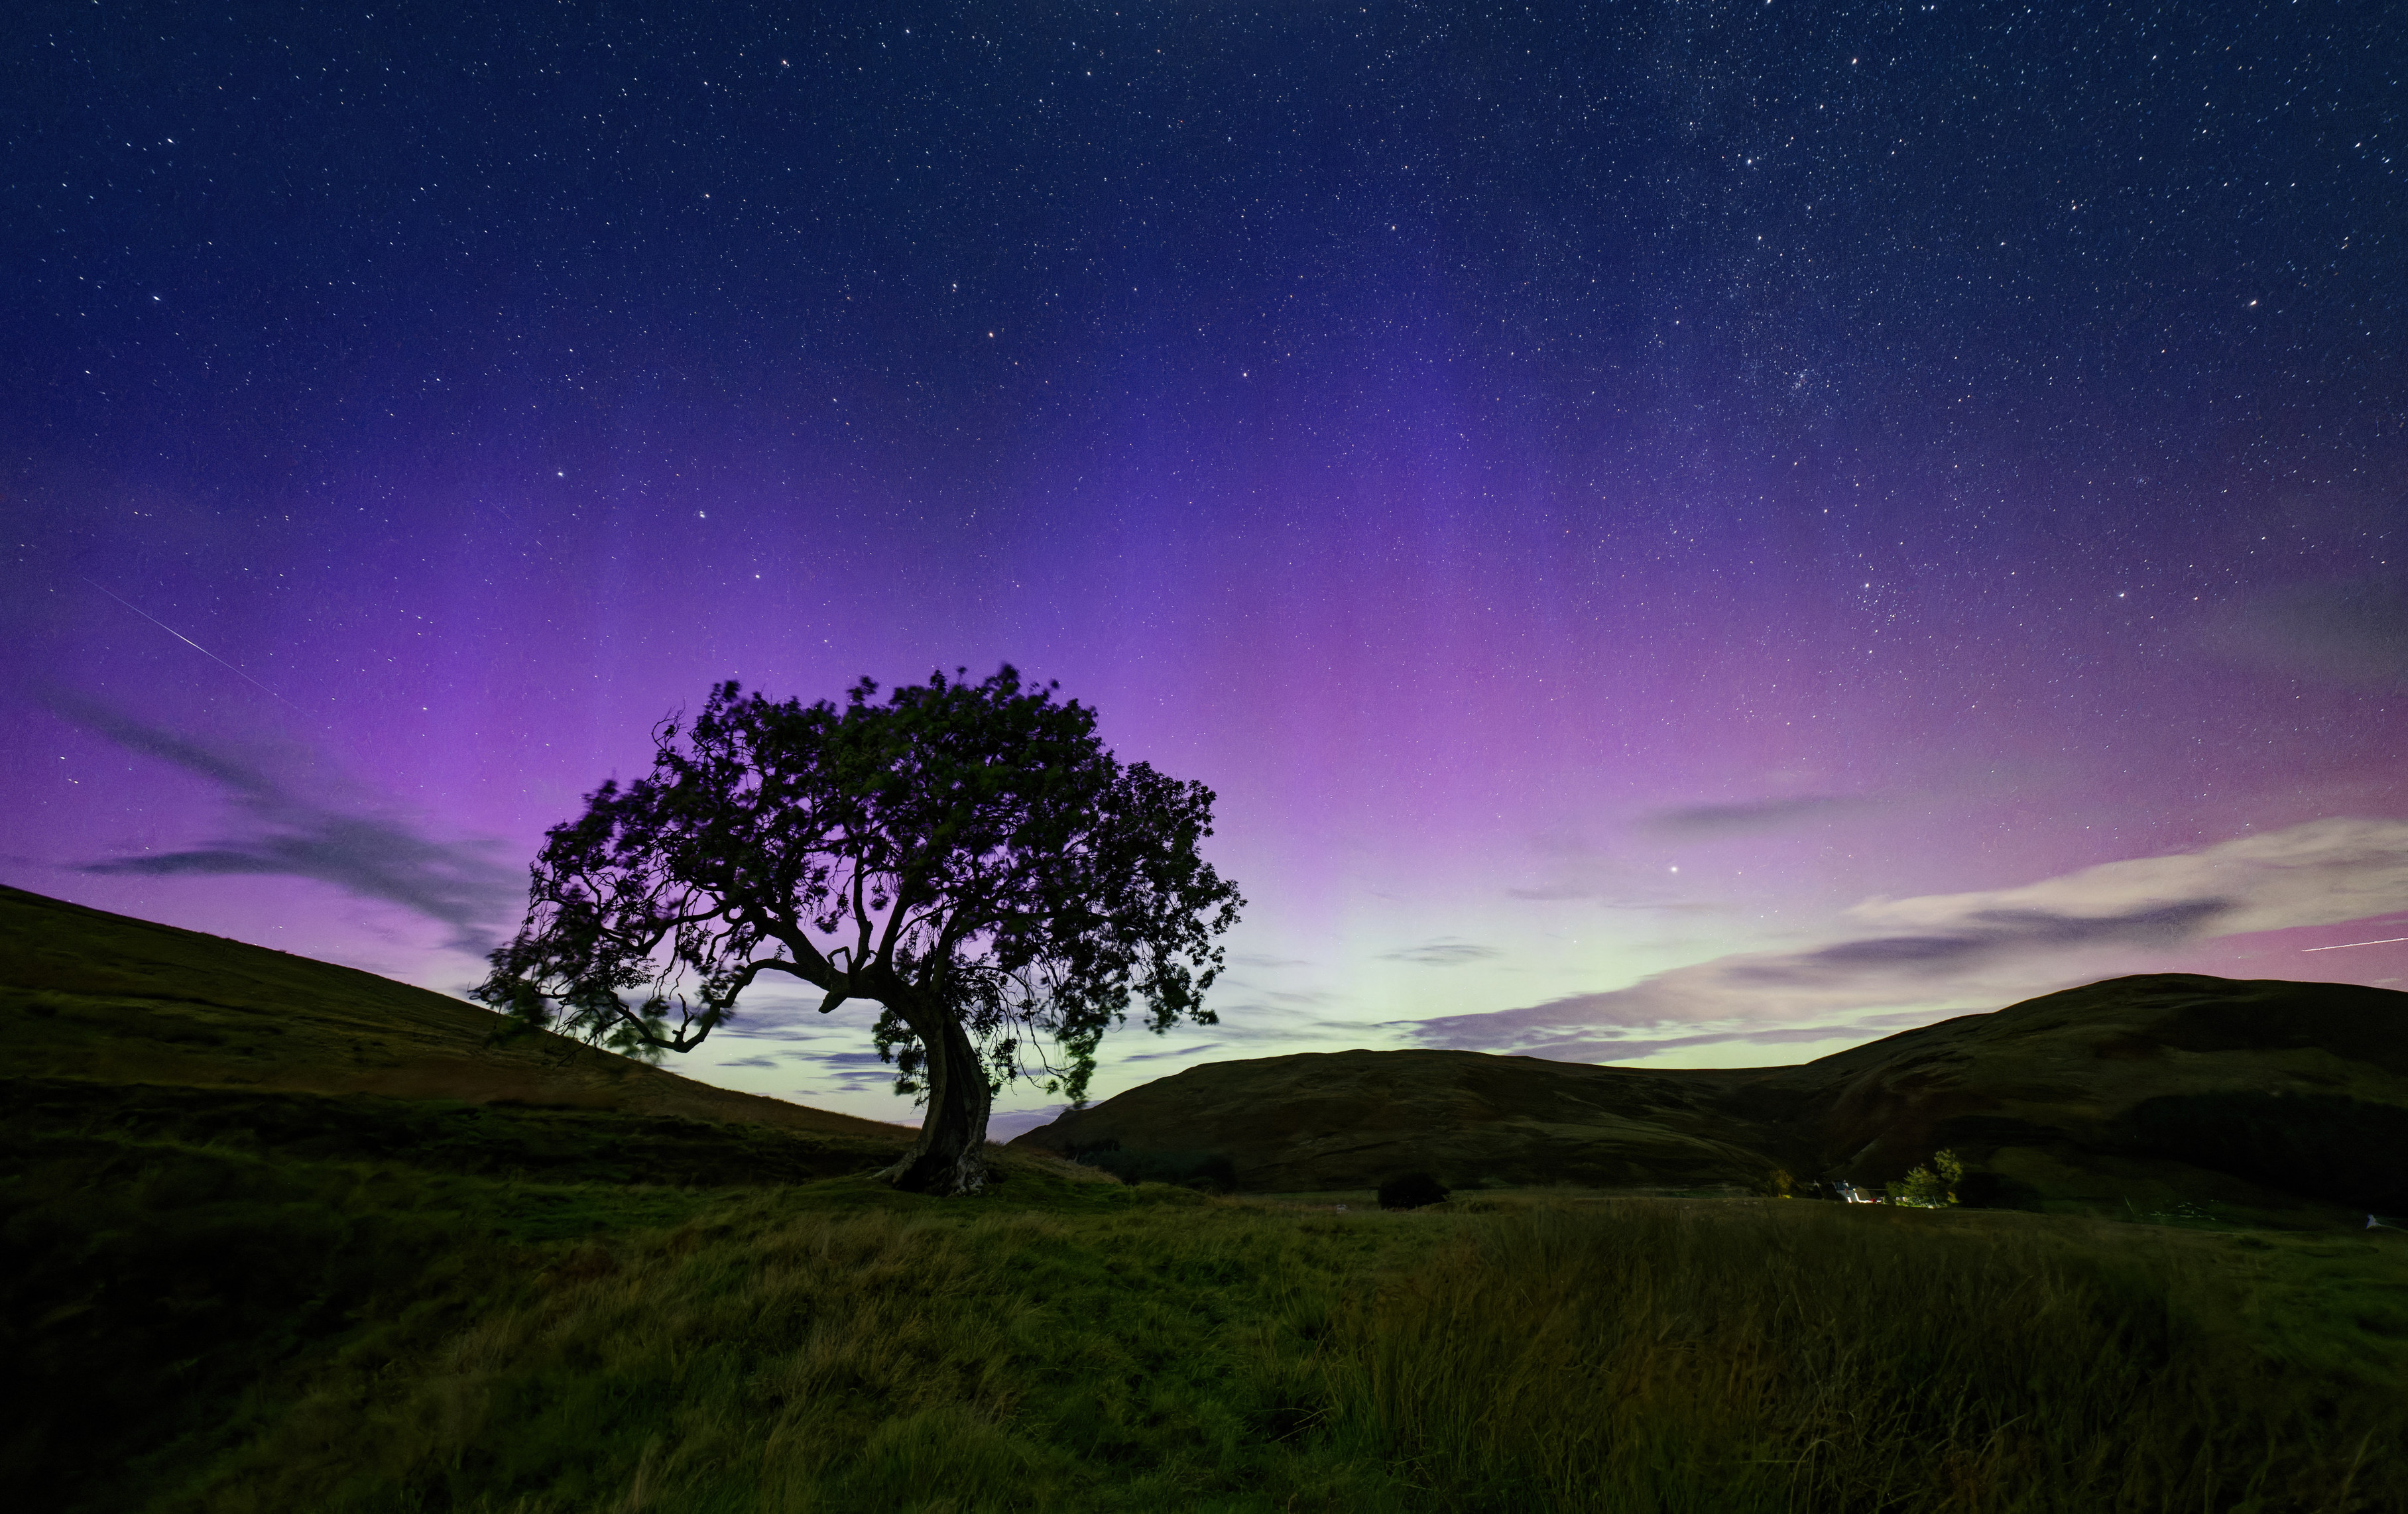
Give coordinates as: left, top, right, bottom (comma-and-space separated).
7, 886, 2407, 1512
1011, 975, 2408, 1217
1, 884, 910, 1144
1747, 973, 2408, 1197
0, 885, 913, 1508
1008, 1048, 1781, 1193
91, 1181, 2408, 1514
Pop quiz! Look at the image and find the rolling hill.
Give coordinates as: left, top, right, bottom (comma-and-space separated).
1013, 974, 2408, 1214
9, 881, 2403, 1214
1, 884, 913, 1183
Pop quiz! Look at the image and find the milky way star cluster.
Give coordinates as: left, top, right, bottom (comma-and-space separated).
4, 1, 2402, 1124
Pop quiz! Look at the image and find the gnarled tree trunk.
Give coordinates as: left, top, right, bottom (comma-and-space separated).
880, 1008, 993, 1194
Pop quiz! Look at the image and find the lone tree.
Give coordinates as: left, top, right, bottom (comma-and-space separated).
473, 666, 1244, 1194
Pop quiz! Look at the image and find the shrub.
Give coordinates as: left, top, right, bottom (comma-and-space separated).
1377, 1172, 1449, 1210
1886, 1149, 1964, 1208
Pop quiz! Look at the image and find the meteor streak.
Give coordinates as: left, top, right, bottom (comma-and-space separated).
83, 577, 301, 710
2301, 936, 2408, 953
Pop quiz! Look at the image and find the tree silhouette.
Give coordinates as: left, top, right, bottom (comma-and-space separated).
473, 666, 1243, 1194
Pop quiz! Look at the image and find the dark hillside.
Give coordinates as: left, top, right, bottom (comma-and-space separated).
0, 885, 911, 1510
1013, 1047, 1784, 1193
1016, 973, 2408, 1213
1749, 974, 2408, 1200
0, 884, 912, 1155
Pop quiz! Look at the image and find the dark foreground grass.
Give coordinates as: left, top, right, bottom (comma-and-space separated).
1336, 1202, 2407, 1513
9, 1138, 2404, 1513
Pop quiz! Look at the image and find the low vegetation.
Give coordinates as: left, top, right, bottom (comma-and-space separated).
9, 1118, 2403, 1513
8, 893, 2404, 1509
1337, 1200, 2405, 1513
1884, 1147, 1966, 1208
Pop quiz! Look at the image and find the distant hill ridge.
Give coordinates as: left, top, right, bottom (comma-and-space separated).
9, 885, 2403, 1214
1013, 973, 2408, 1212
0, 884, 913, 1179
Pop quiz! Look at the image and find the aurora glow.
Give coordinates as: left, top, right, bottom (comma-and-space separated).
5, 1, 2403, 1131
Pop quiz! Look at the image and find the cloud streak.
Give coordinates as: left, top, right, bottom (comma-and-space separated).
2210, 578, 2408, 685
1639, 793, 1875, 837
1486, 1019, 1964, 1066
1380, 937, 1502, 966
1420, 816, 2408, 1055
1722, 898, 2232, 984
54, 694, 518, 954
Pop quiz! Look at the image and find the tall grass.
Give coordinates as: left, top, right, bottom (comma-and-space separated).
31, 1167, 2399, 1513
0, 1130, 724, 1513
1323, 1200, 2405, 1513
179, 1183, 1427, 1513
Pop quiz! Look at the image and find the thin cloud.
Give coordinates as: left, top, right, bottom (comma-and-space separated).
1420, 817, 2408, 1055
1263, 986, 1344, 1006
1504, 882, 1712, 908
53, 693, 516, 955
777, 1047, 909, 1094
1118, 1041, 1223, 1063
1855, 1008, 1980, 1029
717, 1003, 853, 1037
1504, 880, 1612, 902
1381, 937, 1502, 966
2210, 578, 2408, 685
1194, 1008, 1370, 1041
1229, 951, 1311, 969
1724, 899, 2232, 985
1640, 794, 1873, 837
1502, 1019, 1950, 1065
987, 1105, 1068, 1140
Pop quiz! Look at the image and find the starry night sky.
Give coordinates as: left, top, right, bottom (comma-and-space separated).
7, 1, 2405, 1130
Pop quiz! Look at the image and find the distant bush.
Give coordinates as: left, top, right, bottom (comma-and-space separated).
1756, 1167, 1844, 1199
2115, 1090, 2408, 1211
1378, 1172, 1449, 1210
1066, 1139, 1236, 1193
1885, 1149, 1965, 1208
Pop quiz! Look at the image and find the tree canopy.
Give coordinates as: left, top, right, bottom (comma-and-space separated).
473, 666, 1243, 1193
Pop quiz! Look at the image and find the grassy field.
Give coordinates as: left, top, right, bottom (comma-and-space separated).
9, 1126, 2403, 1513
7, 888, 2405, 1511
